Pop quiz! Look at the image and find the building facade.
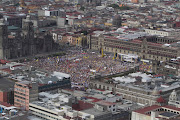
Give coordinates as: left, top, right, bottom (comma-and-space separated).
132, 105, 180, 120
145, 29, 180, 37
152, 60, 180, 76
14, 81, 38, 110
0, 16, 58, 59
87, 34, 180, 62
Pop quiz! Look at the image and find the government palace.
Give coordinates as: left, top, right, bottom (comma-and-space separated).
87, 33, 180, 62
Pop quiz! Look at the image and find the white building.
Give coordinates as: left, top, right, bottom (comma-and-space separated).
29, 92, 78, 120
45, 10, 59, 17
131, 105, 180, 120
145, 29, 180, 37
168, 90, 180, 108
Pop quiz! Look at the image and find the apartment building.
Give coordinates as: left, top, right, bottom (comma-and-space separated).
14, 81, 38, 110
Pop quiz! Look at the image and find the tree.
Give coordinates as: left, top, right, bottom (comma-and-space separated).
119, 6, 130, 10
108, 4, 120, 9
108, 4, 131, 10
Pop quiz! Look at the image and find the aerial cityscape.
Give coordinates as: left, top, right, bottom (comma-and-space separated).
0, 0, 180, 120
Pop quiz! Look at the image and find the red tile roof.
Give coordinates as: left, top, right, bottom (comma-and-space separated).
163, 105, 180, 111
0, 102, 13, 107
0, 68, 11, 73
156, 96, 166, 103
134, 105, 160, 114
85, 96, 101, 103
96, 100, 116, 106
12, 64, 24, 67
134, 105, 180, 115
148, 42, 162, 46
72, 100, 93, 111
130, 39, 142, 43
96, 89, 105, 91
0, 59, 10, 64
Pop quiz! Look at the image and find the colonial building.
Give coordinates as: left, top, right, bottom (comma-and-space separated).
0, 16, 58, 59
152, 59, 180, 76
168, 90, 180, 108
131, 105, 180, 120
89, 71, 180, 106
87, 34, 180, 62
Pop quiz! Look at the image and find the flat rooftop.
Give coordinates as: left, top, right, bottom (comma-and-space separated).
82, 108, 111, 117
0, 77, 15, 91
159, 112, 177, 118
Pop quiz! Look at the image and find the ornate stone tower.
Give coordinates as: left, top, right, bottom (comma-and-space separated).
112, 15, 122, 27
141, 38, 148, 59
22, 15, 36, 56
169, 90, 178, 102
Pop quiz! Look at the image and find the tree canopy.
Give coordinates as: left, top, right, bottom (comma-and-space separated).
108, 4, 130, 10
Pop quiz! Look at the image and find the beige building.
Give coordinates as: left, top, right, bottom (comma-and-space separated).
152, 60, 180, 76
89, 72, 180, 106
87, 34, 180, 62
145, 29, 180, 37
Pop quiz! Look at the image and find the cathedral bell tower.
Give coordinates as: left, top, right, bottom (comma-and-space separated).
0, 18, 9, 59
22, 15, 36, 56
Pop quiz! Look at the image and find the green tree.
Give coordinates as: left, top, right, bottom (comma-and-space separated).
108, 4, 131, 10
119, 6, 130, 10
108, 4, 120, 9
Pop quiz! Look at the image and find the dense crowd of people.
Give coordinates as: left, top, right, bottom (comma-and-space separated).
25, 49, 138, 88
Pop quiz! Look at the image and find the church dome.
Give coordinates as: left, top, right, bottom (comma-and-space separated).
169, 90, 178, 101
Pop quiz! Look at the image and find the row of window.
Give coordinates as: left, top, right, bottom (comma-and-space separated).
14, 94, 26, 100
29, 105, 58, 116
15, 83, 27, 88
31, 111, 58, 120
14, 88, 26, 93
14, 91, 26, 96
15, 98, 25, 104
104, 41, 141, 47
148, 52, 176, 58
148, 46, 177, 53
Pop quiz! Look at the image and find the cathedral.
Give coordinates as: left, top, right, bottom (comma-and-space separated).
0, 15, 58, 59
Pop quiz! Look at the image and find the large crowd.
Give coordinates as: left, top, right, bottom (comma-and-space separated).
25, 49, 138, 88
